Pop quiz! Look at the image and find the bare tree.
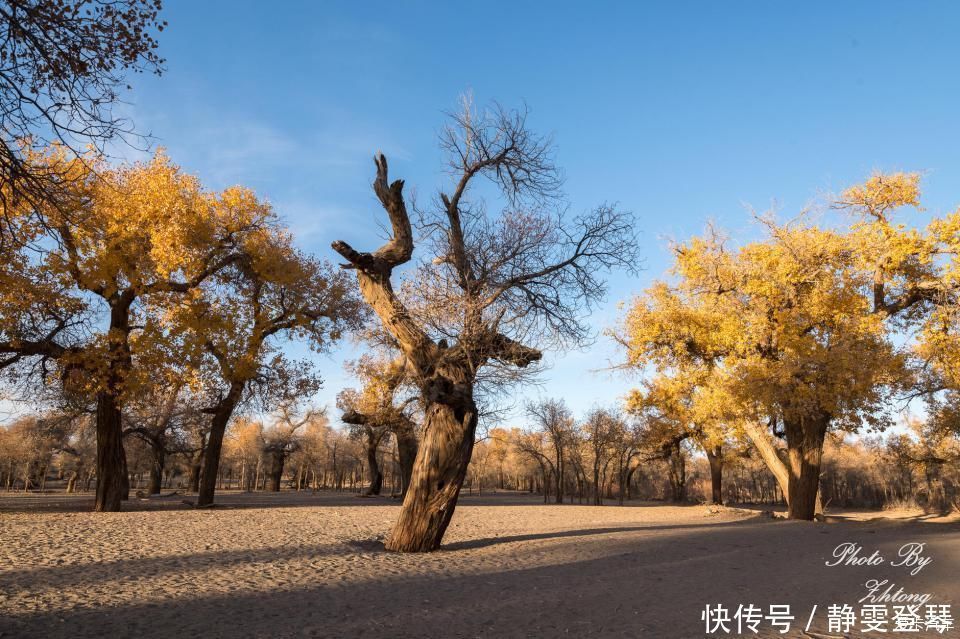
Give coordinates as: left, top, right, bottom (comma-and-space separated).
526, 398, 575, 504
514, 428, 555, 504
583, 408, 622, 505
332, 99, 639, 551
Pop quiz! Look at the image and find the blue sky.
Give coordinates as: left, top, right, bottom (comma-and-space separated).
117, 1, 960, 427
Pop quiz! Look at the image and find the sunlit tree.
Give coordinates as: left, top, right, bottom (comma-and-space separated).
620, 216, 904, 519
0, 0, 166, 245
338, 353, 418, 496
333, 99, 639, 550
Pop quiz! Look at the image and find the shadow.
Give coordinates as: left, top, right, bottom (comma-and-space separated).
822, 512, 960, 527
0, 541, 352, 593
443, 518, 769, 551
3, 517, 958, 639
0, 520, 771, 592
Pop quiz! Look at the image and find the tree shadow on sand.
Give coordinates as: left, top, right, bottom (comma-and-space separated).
442, 518, 769, 551
3, 519, 958, 639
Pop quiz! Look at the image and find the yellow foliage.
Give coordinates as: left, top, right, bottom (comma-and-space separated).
620, 214, 904, 437
0, 147, 293, 402
840, 172, 922, 221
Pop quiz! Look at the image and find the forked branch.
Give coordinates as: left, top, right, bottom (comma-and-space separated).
333, 154, 413, 275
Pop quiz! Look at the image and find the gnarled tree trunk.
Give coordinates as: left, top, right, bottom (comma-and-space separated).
395, 423, 418, 498
592, 462, 602, 505
66, 470, 78, 493
120, 446, 129, 500
189, 450, 202, 493
743, 420, 791, 503
385, 392, 478, 552
667, 441, 687, 502
267, 451, 285, 492
744, 418, 825, 520
94, 297, 135, 512
334, 154, 542, 552
554, 452, 564, 504
148, 445, 165, 496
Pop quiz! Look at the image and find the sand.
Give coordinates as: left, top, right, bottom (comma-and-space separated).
0, 491, 957, 638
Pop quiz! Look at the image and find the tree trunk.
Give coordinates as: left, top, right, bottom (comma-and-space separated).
384, 399, 478, 552
120, 446, 130, 500
743, 420, 790, 502
267, 452, 285, 492
395, 424, 418, 498
66, 470, 79, 493
555, 454, 563, 504
365, 431, 383, 496
706, 446, 723, 505
592, 465, 602, 505
744, 418, 825, 518
148, 445, 164, 496
94, 391, 125, 512
197, 381, 244, 507
94, 295, 135, 512
668, 442, 686, 501
188, 451, 202, 493
784, 416, 828, 521
625, 466, 636, 501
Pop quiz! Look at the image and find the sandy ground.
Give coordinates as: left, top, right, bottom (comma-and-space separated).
0, 491, 957, 638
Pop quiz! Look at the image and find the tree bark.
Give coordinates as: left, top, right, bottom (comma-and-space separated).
148, 445, 164, 496
267, 452, 285, 492
706, 446, 723, 505
784, 415, 828, 521
188, 451, 202, 493
743, 420, 791, 502
94, 391, 125, 511
334, 155, 538, 551
743, 419, 825, 518
197, 380, 245, 507
94, 297, 135, 512
120, 445, 130, 500
592, 464, 602, 505
395, 424, 418, 498
554, 452, 564, 505
66, 469, 79, 493
365, 431, 383, 496
668, 442, 686, 502
384, 397, 478, 552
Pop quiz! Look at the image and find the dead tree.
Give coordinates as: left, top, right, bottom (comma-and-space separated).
332, 100, 638, 551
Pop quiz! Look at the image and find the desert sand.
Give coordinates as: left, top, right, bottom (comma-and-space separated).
0, 491, 957, 638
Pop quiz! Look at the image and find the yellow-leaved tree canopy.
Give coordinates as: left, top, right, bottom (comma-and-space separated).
337, 352, 419, 497
626, 368, 741, 506
618, 171, 960, 520
0, 148, 362, 511
619, 215, 907, 520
